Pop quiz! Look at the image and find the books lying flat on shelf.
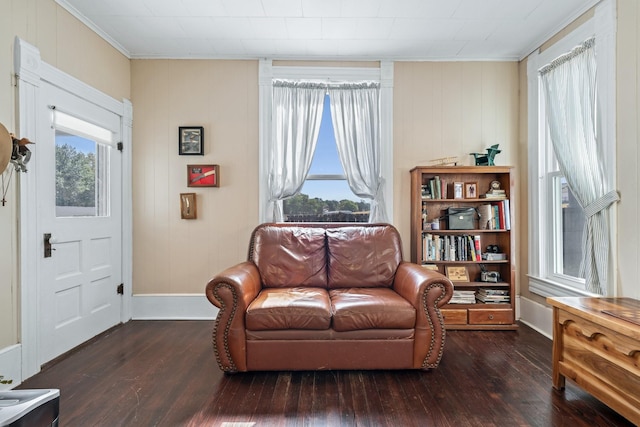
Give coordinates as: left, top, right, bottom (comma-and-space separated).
482, 253, 507, 261
476, 288, 510, 303
450, 290, 477, 304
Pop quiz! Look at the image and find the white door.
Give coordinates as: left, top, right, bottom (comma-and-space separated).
36, 82, 123, 364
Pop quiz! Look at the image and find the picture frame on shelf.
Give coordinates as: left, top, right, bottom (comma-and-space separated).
187, 164, 219, 187
178, 126, 204, 155
453, 182, 464, 199
446, 265, 470, 282
464, 182, 478, 199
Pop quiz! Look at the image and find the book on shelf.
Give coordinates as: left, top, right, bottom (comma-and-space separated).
478, 200, 510, 230
504, 199, 511, 230
476, 288, 510, 303
427, 176, 448, 199
421, 184, 432, 199
422, 233, 483, 262
450, 290, 477, 304
476, 294, 511, 303
480, 194, 507, 200
477, 288, 509, 295
482, 253, 507, 261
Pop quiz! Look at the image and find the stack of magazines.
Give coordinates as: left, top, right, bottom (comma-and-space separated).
476, 289, 510, 304
450, 290, 476, 304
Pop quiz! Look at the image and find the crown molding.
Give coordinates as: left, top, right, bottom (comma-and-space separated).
54, 0, 131, 59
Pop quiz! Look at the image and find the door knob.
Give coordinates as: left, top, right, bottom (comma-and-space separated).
44, 233, 57, 258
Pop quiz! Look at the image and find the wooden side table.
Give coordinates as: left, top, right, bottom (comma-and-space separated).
547, 297, 640, 424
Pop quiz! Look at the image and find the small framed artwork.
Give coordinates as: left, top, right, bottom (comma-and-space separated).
446, 266, 470, 282
187, 164, 219, 187
464, 182, 478, 199
180, 193, 197, 219
453, 182, 464, 199
179, 126, 204, 155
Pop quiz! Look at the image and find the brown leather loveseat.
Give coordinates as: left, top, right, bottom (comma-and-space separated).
205, 223, 454, 373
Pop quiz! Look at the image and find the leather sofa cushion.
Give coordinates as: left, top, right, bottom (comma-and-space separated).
326, 226, 402, 288
252, 225, 327, 288
246, 287, 332, 330
246, 328, 414, 340
330, 288, 416, 331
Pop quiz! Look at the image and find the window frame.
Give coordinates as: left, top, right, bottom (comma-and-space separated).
526, 1, 616, 298
258, 60, 393, 223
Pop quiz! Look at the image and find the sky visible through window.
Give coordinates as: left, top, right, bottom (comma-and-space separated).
301, 95, 363, 203
57, 133, 95, 154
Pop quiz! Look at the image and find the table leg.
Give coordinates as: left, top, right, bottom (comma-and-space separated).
551, 307, 566, 390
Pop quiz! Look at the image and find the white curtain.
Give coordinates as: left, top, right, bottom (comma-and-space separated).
328, 82, 387, 223
267, 80, 326, 222
540, 37, 619, 295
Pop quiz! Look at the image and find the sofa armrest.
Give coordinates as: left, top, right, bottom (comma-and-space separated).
393, 262, 454, 369
205, 261, 262, 372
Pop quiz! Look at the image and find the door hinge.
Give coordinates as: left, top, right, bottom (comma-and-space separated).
117, 142, 123, 151
117, 283, 124, 295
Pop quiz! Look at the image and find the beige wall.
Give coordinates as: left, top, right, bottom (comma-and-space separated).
616, 0, 640, 299
393, 62, 520, 259
130, 60, 259, 294
0, 0, 130, 348
130, 60, 520, 295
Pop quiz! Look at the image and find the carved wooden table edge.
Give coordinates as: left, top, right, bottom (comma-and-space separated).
547, 296, 640, 425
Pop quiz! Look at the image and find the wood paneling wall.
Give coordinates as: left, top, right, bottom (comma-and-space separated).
130, 60, 519, 295
393, 61, 519, 262
131, 60, 259, 294
616, 0, 640, 299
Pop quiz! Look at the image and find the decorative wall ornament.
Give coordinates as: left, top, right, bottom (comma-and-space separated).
187, 164, 219, 187
179, 126, 204, 155
0, 122, 35, 206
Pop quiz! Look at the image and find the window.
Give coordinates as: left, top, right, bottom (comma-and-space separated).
54, 111, 113, 217
527, 2, 616, 297
283, 94, 371, 222
258, 61, 393, 224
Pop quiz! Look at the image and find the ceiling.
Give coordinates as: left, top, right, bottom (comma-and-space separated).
56, 0, 599, 61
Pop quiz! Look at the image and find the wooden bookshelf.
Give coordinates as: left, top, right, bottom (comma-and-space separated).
410, 166, 516, 330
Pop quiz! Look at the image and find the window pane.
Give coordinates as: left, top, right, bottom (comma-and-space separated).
283, 180, 370, 222
283, 94, 370, 222
308, 95, 344, 175
55, 130, 109, 217
559, 177, 585, 278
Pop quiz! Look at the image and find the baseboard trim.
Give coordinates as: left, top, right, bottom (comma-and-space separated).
518, 297, 553, 339
0, 344, 22, 389
132, 294, 218, 320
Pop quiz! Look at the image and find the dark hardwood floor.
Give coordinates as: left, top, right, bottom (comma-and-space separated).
18, 320, 633, 427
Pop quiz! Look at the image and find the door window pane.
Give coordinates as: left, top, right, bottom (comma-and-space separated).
55, 130, 109, 217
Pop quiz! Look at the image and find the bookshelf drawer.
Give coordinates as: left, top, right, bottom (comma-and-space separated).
441, 309, 468, 325
468, 308, 513, 325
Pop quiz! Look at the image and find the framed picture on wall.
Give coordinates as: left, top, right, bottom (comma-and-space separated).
187, 164, 219, 187
180, 193, 197, 219
179, 126, 204, 155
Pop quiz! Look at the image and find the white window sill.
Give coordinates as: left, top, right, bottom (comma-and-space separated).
528, 274, 599, 299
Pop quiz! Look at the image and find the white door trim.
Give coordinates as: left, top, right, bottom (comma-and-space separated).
14, 37, 132, 380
